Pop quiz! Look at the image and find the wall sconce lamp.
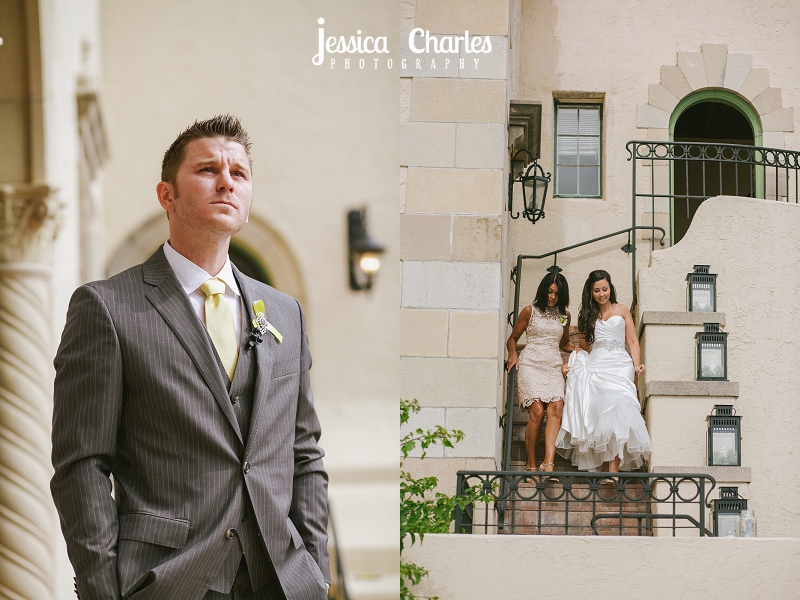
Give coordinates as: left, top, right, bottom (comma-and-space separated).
707, 405, 741, 466
696, 323, 727, 381
508, 149, 551, 224
687, 265, 717, 312
711, 487, 747, 537
348, 208, 384, 291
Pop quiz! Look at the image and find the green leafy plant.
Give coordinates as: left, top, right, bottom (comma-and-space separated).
400, 399, 490, 600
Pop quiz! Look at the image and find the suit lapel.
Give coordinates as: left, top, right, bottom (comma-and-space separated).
143, 248, 243, 444
235, 269, 275, 454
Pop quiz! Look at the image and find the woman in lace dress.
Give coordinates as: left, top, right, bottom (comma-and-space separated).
506, 272, 576, 472
556, 270, 651, 472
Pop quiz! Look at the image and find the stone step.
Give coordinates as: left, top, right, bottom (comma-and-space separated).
507, 406, 575, 470
508, 433, 578, 469
501, 508, 652, 536
506, 426, 648, 472
508, 456, 577, 471
499, 480, 652, 536
508, 498, 648, 510
499, 518, 650, 536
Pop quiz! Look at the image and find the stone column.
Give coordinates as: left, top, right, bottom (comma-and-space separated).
0, 184, 59, 599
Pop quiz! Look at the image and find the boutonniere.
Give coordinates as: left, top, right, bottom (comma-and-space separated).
558, 314, 568, 326
246, 300, 283, 350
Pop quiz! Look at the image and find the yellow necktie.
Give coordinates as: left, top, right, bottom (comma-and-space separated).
200, 278, 238, 380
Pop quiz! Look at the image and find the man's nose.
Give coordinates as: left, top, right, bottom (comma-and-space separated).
217, 169, 235, 191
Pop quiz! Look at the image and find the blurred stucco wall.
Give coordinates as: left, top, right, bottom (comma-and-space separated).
39, 1, 399, 597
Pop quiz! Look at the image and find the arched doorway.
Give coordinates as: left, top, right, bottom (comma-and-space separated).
670, 91, 762, 243
228, 241, 273, 286
107, 213, 306, 308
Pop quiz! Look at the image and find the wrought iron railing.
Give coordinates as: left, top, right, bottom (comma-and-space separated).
455, 471, 717, 537
628, 139, 800, 275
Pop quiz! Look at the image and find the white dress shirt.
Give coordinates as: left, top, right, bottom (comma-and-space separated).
163, 240, 242, 339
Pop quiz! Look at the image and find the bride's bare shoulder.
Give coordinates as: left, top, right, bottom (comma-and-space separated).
616, 305, 635, 327
613, 303, 631, 317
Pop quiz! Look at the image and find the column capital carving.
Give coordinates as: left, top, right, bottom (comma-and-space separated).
0, 184, 61, 263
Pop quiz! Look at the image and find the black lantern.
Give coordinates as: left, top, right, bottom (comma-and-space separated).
348, 208, 385, 291
707, 405, 741, 466
508, 149, 551, 224
711, 487, 747, 536
696, 323, 727, 381
687, 265, 717, 312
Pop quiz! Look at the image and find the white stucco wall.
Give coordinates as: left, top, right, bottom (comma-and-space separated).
511, 0, 800, 310
99, 0, 398, 413
638, 196, 800, 537
405, 534, 800, 599
399, 0, 512, 487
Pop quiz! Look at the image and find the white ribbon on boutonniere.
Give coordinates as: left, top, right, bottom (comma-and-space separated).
251, 300, 282, 344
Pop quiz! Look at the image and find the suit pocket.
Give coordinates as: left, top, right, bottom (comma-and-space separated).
118, 512, 190, 549
272, 358, 300, 378
286, 517, 304, 549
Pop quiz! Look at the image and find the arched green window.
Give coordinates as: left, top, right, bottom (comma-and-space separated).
229, 239, 273, 286
670, 90, 763, 145
668, 90, 763, 243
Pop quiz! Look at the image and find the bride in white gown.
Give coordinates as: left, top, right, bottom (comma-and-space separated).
556, 270, 651, 472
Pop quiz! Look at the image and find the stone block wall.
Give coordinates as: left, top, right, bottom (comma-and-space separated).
400, 0, 512, 487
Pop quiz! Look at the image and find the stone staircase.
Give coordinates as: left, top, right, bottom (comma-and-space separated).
508, 403, 576, 472
507, 331, 648, 473
498, 478, 651, 536
502, 400, 653, 537
501, 333, 651, 536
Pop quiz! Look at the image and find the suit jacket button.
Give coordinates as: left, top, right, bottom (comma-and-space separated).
241, 511, 248, 522
225, 528, 236, 540
230, 392, 239, 404
243, 462, 250, 474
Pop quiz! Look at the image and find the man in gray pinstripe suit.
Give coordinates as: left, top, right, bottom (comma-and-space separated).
51, 115, 330, 599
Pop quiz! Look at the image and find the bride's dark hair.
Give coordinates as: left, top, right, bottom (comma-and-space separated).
578, 270, 618, 345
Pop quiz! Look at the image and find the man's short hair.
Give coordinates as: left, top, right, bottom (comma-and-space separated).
161, 114, 252, 189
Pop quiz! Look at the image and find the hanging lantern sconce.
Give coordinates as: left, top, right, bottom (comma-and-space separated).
508, 149, 551, 224
347, 208, 385, 291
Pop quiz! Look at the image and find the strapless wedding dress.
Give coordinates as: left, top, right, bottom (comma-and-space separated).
556, 315, 651, 471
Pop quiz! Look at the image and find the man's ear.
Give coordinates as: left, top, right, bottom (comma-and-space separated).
156, 181, 176, 212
